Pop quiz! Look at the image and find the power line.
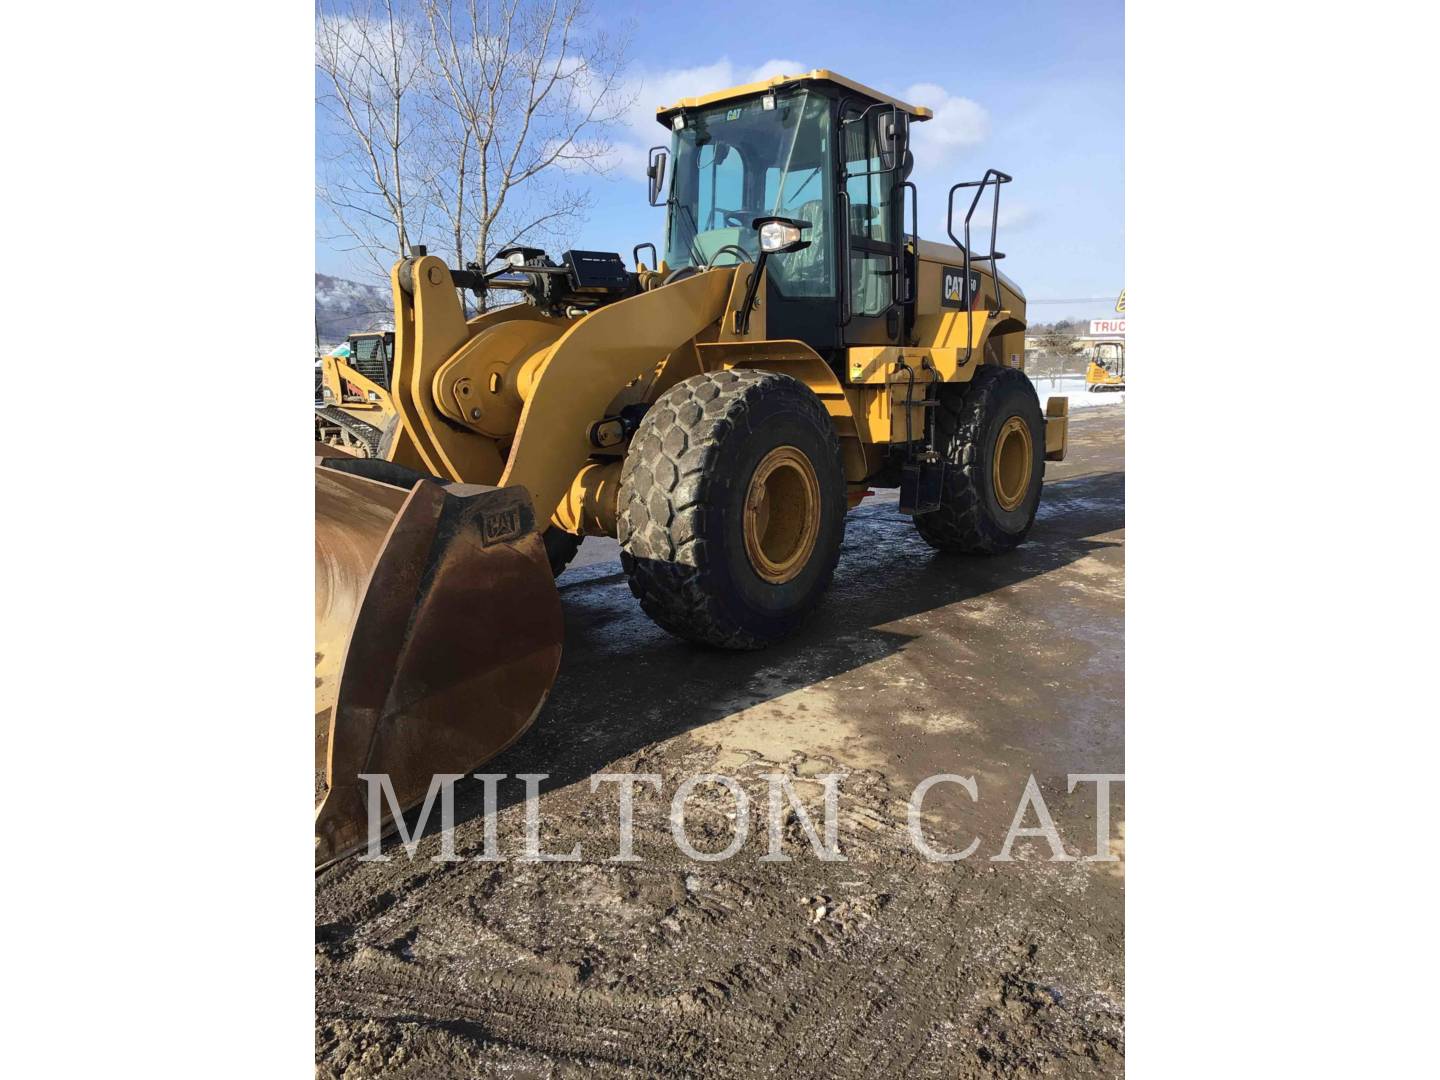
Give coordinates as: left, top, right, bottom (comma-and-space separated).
1028, 297, 1118, 304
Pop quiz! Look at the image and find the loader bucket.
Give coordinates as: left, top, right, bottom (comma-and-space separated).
314, 452, 563, 868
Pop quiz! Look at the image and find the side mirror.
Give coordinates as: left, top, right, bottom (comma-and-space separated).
754, 216, 811, 254
876, 107, 907, 173
646, 146, 669, 207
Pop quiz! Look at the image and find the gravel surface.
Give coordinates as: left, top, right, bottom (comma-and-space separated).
316, 403, 1126, 1078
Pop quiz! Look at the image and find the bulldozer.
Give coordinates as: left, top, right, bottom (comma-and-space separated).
315, 69, 1071, 867
315, 331, 396, 455
1085, 339, 1125, 391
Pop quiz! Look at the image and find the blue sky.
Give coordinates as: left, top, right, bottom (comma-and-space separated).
316, 0, 1123, 325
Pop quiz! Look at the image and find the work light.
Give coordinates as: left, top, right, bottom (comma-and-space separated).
755, 217, 811, 254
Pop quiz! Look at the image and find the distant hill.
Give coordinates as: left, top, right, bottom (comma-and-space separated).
315, 273, 392, 345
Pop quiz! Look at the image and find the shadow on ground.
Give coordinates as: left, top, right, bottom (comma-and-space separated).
353, 468, 1123, 850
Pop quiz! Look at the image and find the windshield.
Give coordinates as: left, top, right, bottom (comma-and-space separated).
665, 90, 833, 298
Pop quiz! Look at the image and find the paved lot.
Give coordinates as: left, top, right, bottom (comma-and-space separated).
317, 402, 1125, 1078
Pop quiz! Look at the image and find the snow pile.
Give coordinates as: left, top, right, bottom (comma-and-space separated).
1029, 373, 1125, 409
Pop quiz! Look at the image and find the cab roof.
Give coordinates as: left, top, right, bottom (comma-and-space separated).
655, 69, 934, 126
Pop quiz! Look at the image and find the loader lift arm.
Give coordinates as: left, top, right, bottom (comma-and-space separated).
388, 253, 738, 530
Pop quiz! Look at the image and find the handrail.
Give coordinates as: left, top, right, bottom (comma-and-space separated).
946, 168, 1012, 365
897, 180, 918, 307
838, 189, 853, 326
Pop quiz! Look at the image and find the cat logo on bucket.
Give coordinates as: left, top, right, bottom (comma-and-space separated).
940, 266, 981, 310
481, 506, 523, 546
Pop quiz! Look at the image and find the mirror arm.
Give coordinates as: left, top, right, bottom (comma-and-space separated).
735, 252, 768, 335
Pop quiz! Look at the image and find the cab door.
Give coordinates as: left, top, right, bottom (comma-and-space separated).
839, 104, 905, 347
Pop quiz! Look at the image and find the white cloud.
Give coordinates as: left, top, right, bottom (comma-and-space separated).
745, 58, 807, 84
996, 201, 1035, 231
900, 83, 995, 244
904, 82, 989, 159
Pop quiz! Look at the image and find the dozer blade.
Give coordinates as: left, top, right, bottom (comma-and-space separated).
315, 453, 563, 869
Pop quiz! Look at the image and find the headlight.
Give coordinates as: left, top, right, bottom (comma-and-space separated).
506, 250, 527, 267
759, 220, 802, 253
755, 216, 811, 255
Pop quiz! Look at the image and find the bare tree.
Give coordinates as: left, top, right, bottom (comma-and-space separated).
317, 0, 631, 301
420, 0, 631, 308
316, 0, 435, 278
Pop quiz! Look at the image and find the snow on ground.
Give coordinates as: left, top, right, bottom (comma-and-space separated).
1030, 373, 1125, 409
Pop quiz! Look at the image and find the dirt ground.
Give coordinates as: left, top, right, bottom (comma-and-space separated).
316, 403, 1125, 1078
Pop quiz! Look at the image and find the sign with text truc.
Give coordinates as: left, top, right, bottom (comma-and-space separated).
1089, 319, 1125, 337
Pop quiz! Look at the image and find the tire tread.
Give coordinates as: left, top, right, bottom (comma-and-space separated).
618, 369, 843, 648
914, 364, 1044, 554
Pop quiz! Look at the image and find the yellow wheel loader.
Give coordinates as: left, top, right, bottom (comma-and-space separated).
315, 331, 395, 455
314, 70, 1071, 867
1085, 339, 1125, 391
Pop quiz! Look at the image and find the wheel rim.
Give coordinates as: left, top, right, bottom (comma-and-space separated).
743, 445, 821, 584
992, 416, 1033, 512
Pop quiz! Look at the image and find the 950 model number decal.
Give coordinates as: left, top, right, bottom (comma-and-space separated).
940, 266, 982, 310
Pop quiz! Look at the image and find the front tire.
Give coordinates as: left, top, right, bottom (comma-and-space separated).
618, 369, 846, 649
914, 365, 1045, 554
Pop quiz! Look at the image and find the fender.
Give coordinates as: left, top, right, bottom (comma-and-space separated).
695, 338, 871, 486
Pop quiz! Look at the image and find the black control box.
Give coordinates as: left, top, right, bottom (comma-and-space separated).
563, 249, 631, 292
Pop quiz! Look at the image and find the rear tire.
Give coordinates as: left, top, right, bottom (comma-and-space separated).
914, 365, 1045, 554
618, 369, 846, 649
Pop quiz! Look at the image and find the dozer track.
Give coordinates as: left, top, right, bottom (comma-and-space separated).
315, 405, 384, 457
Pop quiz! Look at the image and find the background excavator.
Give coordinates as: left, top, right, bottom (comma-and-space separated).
315, 69, 1070, 867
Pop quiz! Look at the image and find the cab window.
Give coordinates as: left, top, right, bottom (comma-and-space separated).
665, 90, 833, 298
841, 114, 896, 318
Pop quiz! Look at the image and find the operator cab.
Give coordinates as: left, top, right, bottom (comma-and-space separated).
1093, 340, 1124, 374
346, 331, 394, 390
654, 71, 934, 356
